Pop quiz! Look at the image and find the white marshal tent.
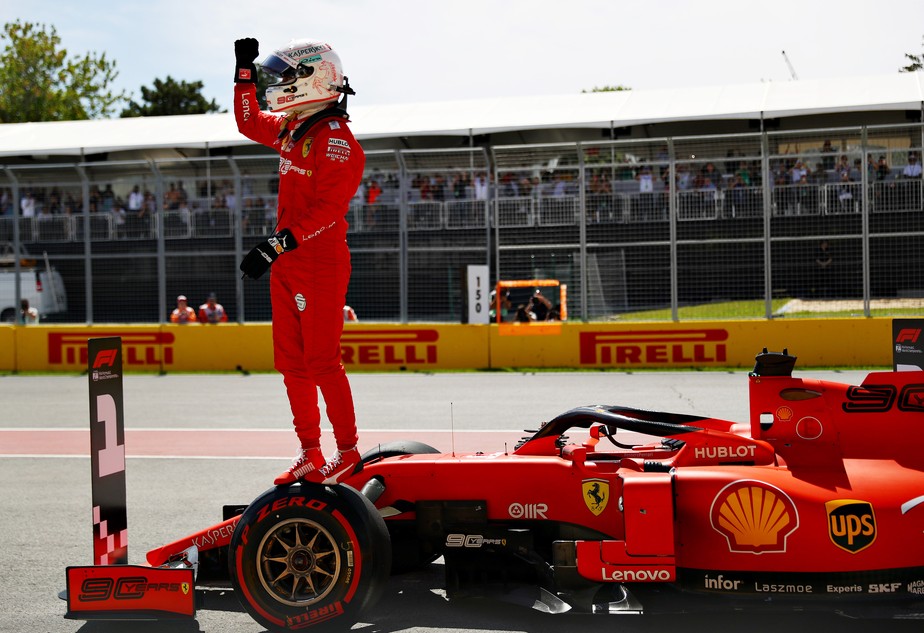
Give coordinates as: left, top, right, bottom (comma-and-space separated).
0, 71, 922, 159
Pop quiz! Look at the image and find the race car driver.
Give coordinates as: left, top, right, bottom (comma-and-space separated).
234, 37, 365, 485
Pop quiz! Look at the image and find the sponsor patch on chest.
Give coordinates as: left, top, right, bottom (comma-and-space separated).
327, 137, 352, 163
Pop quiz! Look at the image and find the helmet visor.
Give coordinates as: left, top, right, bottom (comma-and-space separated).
259, 53, 293, 79
261, 54, 316, 85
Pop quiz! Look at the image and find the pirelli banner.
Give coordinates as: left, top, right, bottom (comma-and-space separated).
490, 319, 892, 369
16, 326, 176, 372
8, 324, 488, 372
0, 325, 13, 370
3, 319, 893, 373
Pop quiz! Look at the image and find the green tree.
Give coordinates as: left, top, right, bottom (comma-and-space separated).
0, 20, 126, 122
121, 76, 223, 117
900, 36, 924, 72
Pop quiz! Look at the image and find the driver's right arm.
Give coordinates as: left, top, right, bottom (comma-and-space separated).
234, 83, 282, 148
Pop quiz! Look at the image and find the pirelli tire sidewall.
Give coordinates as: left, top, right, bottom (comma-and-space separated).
229, 482, 391, 632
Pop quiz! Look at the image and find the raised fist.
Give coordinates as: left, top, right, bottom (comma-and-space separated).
234, 38, 259, 65
234, 38, 259, 83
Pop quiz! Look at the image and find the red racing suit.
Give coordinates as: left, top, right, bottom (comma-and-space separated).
234, 83, 365, 452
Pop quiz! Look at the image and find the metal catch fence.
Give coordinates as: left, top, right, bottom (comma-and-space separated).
1, 122, 922, 324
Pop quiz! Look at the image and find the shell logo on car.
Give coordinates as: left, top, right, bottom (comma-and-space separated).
710, 480, 798, 554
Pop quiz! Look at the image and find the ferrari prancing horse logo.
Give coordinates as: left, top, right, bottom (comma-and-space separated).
582, 478, 609, 516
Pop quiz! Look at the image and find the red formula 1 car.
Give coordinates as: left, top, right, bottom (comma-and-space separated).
65, 350, 924, 631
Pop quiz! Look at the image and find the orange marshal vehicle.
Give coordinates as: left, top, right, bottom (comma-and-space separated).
65, 349, 924, 631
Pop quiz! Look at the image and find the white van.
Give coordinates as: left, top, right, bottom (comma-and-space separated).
0, 243, 68, 322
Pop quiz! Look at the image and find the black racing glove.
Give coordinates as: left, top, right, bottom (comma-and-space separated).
240, 228, 298, 280
234, 37, 259, 84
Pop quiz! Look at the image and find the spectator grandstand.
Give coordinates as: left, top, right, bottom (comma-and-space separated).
1, 72, 922, 323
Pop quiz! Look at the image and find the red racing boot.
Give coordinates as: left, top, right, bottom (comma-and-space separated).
320, 447, 361, 484
274, 447, 325, 485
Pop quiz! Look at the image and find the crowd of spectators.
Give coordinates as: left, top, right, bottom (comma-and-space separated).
0, 178, 265, 238
1, 141, 921, 237
349, 149, 919, 219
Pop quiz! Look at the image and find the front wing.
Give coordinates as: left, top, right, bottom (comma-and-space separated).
65, 565, 195, 620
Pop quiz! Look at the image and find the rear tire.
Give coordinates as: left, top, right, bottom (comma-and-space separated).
229, 482, 390, 632
360, 440, 440, 465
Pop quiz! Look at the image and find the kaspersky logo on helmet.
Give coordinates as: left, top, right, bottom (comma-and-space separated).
283, 44, 331, 63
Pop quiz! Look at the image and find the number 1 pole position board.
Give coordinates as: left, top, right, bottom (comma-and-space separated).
87, 337, 128, 565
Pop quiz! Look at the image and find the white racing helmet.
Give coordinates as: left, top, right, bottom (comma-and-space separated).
260, 38, 345, 114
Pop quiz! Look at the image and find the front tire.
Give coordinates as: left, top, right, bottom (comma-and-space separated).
229, 482, 391, 632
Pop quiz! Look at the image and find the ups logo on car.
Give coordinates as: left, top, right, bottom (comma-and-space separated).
826, 500, 876, 553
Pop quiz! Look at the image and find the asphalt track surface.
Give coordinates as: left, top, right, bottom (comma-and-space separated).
1, 368, 917, 633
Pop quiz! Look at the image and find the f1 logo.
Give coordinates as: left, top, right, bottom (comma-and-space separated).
896, 328, 921, 344
93, 350, 118, 369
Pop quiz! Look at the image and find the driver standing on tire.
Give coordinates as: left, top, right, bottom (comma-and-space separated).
234, 36, 365, 485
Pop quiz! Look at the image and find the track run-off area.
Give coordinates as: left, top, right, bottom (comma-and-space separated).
4, 368, 917, 633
